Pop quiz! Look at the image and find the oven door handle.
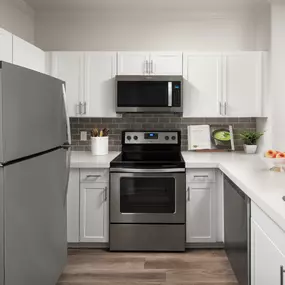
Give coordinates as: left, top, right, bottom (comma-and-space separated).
110, 168, 185, 173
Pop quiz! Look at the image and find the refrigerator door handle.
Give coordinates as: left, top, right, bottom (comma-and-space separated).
64, 147, 71, 206
62, 84, 72, 145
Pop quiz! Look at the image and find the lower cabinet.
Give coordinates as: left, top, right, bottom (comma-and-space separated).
80, 182, 109, 243
251, 203, 285, 285
67, 168, 109, 244
186, 182, 217, 243
67, 169, 80, 243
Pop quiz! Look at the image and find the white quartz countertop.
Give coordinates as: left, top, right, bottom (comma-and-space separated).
71, 151, 285, 233
71, 151, 120, 168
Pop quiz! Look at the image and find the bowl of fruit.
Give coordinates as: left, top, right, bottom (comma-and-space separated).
263, 150, 285, 170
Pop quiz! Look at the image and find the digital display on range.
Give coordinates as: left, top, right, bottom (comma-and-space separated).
144, 133, 158, 139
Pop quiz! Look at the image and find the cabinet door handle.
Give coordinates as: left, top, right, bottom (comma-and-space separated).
151, 60, 154, 74
146, 60, 149, 74
194, 175, 209, 178
83, 102, 87, 115
79, 102, 83, 115
219, 102, 222, 115
224, 102, 227, 116
187, 187, 190, 201
104, 187, 108, 201
281, 266, 285, 285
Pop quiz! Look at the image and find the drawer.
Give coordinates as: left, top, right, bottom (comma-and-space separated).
187, 169, 215, 183
80, 169, 109, 183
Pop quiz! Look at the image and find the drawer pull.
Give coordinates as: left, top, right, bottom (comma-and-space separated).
194, 175, 209, 178
281, 266, 285, 285
86, 175, 101, 179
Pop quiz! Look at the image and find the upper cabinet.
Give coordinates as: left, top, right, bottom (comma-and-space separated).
183, 53, 222, 117
118, 52, 183, 76
117, 52, 149, 75
50, 52, 84, 117
183, 52, 265, 117
85, 52, 117, 118
0, 28, 13, 63
13, 36, 46, 73
222, 52, 263, 117
49, 52, 118, 118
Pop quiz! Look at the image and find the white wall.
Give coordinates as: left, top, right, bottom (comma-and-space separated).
270, 3, 285, 151
0, 0, 35, 43
34, 5, 270, 51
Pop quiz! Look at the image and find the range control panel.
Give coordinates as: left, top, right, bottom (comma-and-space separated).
124, 131, 179, 144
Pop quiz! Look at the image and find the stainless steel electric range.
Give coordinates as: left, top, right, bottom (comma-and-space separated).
109, 130, 186, 252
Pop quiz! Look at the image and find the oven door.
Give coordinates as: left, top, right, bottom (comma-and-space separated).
116, 76, 182, 113
110, 171, 186, 224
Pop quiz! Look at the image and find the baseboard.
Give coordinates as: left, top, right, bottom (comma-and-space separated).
68, 242, 109, 249
186, 242, 224, 249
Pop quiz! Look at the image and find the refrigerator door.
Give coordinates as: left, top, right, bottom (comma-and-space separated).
0, 168, 3, 285
3, 148, 69, 285
0, 62, 67, 163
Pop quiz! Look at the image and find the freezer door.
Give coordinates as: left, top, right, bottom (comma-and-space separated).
0, 62, 67, 163
0, 168, 3, 285
4, 148, 69, 285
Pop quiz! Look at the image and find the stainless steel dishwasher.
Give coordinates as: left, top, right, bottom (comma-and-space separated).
224, 175, 251, 285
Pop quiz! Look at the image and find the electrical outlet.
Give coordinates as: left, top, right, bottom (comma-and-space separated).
80, 131, 87, 141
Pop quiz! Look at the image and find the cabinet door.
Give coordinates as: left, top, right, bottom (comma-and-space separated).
51, 52, 84, 117
84, 52, 118, 117
0, 28, 13, 63
251, 219, 285, 285
150, 52, 182, 75
183, 54, 222, 117
80, 182, 109, 243
67, 169, 80, 243
186, 183, 216, 243
13, 36, 46, 73
223, 52, 262, 117
117, 52, 149, 75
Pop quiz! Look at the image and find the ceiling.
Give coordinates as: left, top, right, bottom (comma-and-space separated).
25, 0, 269, 12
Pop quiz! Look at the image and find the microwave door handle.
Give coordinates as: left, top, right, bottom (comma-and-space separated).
168, 82, 173, 107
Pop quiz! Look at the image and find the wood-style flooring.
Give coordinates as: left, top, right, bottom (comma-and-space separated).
57, 249, 238, 285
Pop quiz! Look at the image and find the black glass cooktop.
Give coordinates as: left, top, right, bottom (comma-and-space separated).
110, 151, 185, 169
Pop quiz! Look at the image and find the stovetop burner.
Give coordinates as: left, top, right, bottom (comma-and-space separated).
110, 130, 185, 169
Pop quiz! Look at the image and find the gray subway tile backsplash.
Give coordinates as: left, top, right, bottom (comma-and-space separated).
70, 114, 256, 152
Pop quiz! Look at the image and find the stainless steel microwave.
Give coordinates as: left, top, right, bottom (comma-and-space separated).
116, 76, 183, 113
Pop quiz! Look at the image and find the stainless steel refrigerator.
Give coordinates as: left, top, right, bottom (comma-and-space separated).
0, 62, 71, 285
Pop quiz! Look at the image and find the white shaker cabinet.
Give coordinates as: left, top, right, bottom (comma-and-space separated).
0, 28, 13, 63
251, 203, 285, 285
183, 53, 222, 117
117, 52, 182, 76
117, 52, 149, 75
186, 169, 217, 244
222, 52, 263, 117
149, 52, 182, 75
67, 169, 80, 243
251, 220, 285, 285
50, 52, 84, 117
13, 36, 46, 73
183, 52, 264, 117
186, 183, 216, 243
84, 52, 117, 117
80, 182, 109, 243
50, 52, 118, 118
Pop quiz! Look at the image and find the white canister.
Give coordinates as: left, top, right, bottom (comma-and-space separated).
91, 137, 109, 156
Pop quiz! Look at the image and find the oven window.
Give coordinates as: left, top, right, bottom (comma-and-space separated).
120, 177, 175, 213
